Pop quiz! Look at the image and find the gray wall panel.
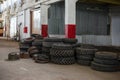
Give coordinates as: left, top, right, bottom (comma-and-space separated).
48, 2, 109, 35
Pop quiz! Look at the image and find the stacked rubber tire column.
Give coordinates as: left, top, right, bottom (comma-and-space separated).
76, 48, 97, 66
91, 52, 119, 72
50, 44, 75, 65
42, 38, 63, 60
20, 38, 34, 53
32, 39, 43, 54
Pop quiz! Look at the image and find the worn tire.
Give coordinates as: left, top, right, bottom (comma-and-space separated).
32, 40, 43, 46
94, 58, 119, 65
21, 37, 35, 44
51, 56, 75, 65
42, 47, 51, 53
44, 37, 63, 42
76, 48, 97, 55
77, 55, 93, 60
50, 49, 74, 57
43, 42, 61, 48
95, 52, 118, 60
28, 46, 38, 53
91, 61, 118, 72
63, 38, 78, 44
80, 44, 95, 49
52, 44, 73, 50
77, 60, 91, 66
29, 49, 40, 57
8, 52, 20, 61
19, 43, 31, 48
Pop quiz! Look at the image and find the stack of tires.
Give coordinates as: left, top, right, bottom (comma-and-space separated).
63, 38, 78, 45
50, 44, 75, 65
32, 39, 43, 53
28, 46, 39, 58
31, 34, 43, 39
118, 54, 120, 71
91, 52, 119, 72
20, 37, 34, 53
76, 48, 97, 66
42, 38, 63, 59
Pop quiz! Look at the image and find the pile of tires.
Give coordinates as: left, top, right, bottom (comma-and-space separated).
91, 52, 119, 72
76, 48, 97, 66
118, 54, 120, 71
63, 38, 78, 45
19, 37, 34, 53
31, 34, 43, 39
32, 39, 43, 53
50, 44, 75, 65
42, 38, 63, 60
28, 46, 39, 58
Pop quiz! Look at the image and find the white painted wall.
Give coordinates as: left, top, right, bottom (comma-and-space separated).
17, 11, 25, 40
24, 9, 31, 38
10, 16, 17, 38
65, 0, 78, 24
17, 9, 31, 40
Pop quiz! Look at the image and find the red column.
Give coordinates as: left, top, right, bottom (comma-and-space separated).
41, 24, 48, 37
65, 24, 76, 38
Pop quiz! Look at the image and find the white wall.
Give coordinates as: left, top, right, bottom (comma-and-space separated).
17, 9, 31, 40
24, 9, 31, 38
17, 11, 24, 40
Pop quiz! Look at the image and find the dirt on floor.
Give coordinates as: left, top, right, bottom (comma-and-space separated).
0, 39, 120, 80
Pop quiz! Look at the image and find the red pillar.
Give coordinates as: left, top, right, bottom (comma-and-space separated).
65, 24, 76, 38
41, 24, 48, 37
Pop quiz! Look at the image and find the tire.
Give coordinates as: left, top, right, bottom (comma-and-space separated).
21, 37, 35, 44
95, 52, 118, 60
77, 55, 93, 60
19, 43, 31, 49
63, 38, 78, 44
118, 55, 120, 60
51, 56, 75, 65
32, 40, 43, 46
94, 58, 119, 65
80, 44, 95, 49
43, 37, 63, 42
76, 48, 97, 55
77, 60, 91, 66
8, 52, 20, 61
29, 49, 40, 57
20, 48, 28, 52
43, 42, 61, 48
28, 46, 38, 53
42, 47, 51, 53
52, 44, 73, 50
50, 49, 74, 57
91, 61, 118, 72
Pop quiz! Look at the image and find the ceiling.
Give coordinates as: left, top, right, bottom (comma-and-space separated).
79, 0, 120, 5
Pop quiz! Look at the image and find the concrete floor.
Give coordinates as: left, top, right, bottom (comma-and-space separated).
0, 39, 120, 80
